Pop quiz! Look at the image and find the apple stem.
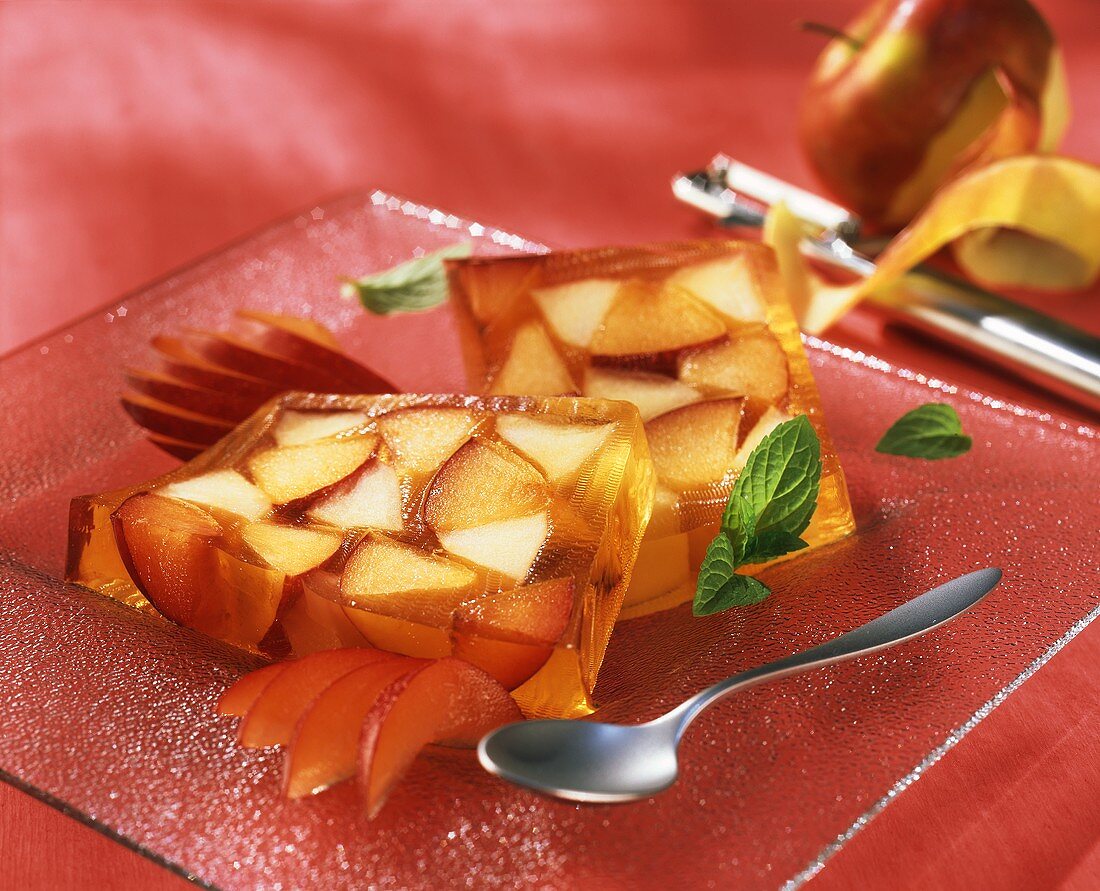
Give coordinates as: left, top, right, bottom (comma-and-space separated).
797, 20, 864, 50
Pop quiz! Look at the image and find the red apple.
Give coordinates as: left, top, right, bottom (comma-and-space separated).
799, 0, 1068, 226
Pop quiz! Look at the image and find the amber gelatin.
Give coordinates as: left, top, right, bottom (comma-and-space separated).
448, 242, 856, 618
66, 392, 655, 718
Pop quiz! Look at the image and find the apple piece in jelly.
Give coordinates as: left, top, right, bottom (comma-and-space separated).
306, 459, 404, 532
452, 577, 574, 688
645, 398, 744, 492
588, 281, 726, 361
112, 493, 283, 648
162, 470, 272, 522
248, 434, 378, 504
530, 278, 620, 349
272, 410, 369, 447
665, 255, 767, 324
495, 415, 613, 484
488, 321, 576, 396
582, 367, 701, 422
378, 407, 478, 476
340, 534, 478, 657
678, 327, 790, 408
424, 438, 550, 579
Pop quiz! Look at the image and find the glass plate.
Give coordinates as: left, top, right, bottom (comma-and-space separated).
1, 192, 1097, 890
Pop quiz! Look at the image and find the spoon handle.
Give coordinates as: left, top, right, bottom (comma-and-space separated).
670, 568, 1002, 738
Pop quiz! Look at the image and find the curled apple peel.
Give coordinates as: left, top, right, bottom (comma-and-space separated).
766, 155, 1100, 333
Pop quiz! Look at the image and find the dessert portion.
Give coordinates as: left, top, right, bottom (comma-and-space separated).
67, 392, 655, 718
122, 311, 394, 459
448, 242, 856, 617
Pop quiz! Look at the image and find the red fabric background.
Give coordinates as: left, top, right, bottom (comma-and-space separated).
1, 1, 1097, 887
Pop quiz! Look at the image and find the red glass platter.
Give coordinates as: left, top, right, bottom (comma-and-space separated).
1, 193, 1097, 890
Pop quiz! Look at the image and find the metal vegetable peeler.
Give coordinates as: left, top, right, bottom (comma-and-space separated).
672, 155, 1100, 415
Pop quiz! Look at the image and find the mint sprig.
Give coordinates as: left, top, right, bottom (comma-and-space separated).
875, 403, 971, 460
341, 242, 471, 315
693, 415, 821, 617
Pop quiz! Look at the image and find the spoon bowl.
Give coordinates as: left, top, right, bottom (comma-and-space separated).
479, 718, 681, 803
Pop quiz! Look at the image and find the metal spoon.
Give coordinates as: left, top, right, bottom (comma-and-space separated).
479, 568, 1002, 803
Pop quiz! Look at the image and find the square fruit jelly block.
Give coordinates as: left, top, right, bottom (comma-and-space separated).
66, 393, 655, 719
448, 242, 856, 618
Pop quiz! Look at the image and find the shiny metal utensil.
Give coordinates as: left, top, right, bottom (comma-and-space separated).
673, 157, 1100, 415
479, 568, 1002, 803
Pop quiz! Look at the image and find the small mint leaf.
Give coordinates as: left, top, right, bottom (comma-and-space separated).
743, 530, 808, 564
732, 415, 821, 543
694, 535, 771, 616
876, 403, 971, 459
342, 242, 472, 316
720, 495, 755, 565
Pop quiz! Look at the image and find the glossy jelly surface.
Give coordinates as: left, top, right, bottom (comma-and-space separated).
67, 392, 655, 718
448, 242, 856, 616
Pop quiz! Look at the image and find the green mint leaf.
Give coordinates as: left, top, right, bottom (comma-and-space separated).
690, 534, 770, 611
721, 495, 756, 565
697, 415, 823, 617
875, 403, 972, 460
742, 530, 808, 564
693, 535, 771, 615
725, 414, 821, 547
341, 242, 472, 316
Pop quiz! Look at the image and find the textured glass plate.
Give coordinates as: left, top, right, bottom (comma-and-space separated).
0, 192, 1097, 890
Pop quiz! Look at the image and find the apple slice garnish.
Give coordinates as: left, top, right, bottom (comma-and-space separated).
271, 410, 369, 447
229, 311, 392, 393
181, 329, 351, 393
378, 407, 478, 476
216, 662, 290, 717
127, 314, 395, 460
306, 458, 404, 531
151, 335, 285, 402
359, 657, 522, 816
645, 398, 744, 491
146, 432, 205, 461
451, 577, 574, 689
119, 392, 235, 447
161, 470, 273, 522
488, 320, 576, 396
664, 256, 767, 324
235, 648, 387, 748
530, 278, 620, 348
239, 522, 342, 575
284, 655, 423, 798
678, 326, 790, 407
582, 367, 701, 421
233, 310, 341, 348
588, 281, 727, 359
424, 439, 550, 578
495, 415, 613, 483
247, 434, 378, 504
124, 368, 261, 423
